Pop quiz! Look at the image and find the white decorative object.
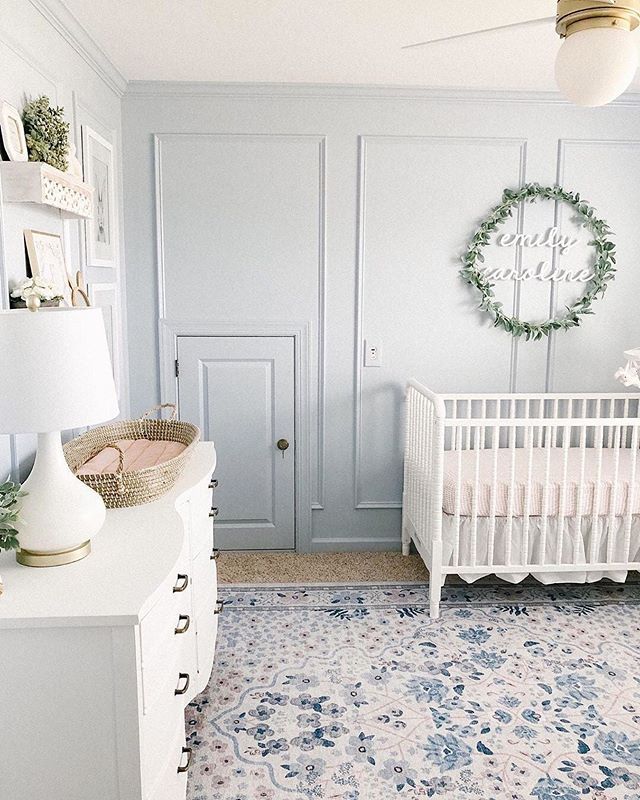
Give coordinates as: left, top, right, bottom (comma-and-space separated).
82, 125, 116, 267
615, 348, 640, 388
66, 141, 83, 178
0, 161, 93, 218
10, 276, 63, 304
403, 381, 640, 618
0, 443, 219, 800
0, 100, 27, 161
24, 229, 72, 306
0, 308, 119, 567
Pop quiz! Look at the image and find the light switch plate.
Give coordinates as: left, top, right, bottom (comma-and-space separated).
364, 339, 382, 367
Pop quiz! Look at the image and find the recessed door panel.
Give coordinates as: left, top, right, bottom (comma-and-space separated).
177, 336, 295, 550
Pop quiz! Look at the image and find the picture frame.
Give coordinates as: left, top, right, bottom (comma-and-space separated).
81, 125, 116, 268
0, 101, 28, 162
24, 230, 72, 306
89, 282, 120, 399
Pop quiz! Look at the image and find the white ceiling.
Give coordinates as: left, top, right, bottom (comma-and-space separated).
59, 0, 640, 92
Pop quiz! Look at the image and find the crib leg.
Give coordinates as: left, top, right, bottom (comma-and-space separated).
429, 539, 443, 619
401, 516, 411, 556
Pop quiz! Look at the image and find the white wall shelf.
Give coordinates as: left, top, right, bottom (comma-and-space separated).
0, 161, 93, 219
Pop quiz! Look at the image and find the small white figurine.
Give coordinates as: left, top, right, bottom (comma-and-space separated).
67, 142, 83, 179
615, 348, 640, 389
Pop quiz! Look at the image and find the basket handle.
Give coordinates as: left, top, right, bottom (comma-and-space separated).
139, 403, 177, 421
76, 443, 126, 494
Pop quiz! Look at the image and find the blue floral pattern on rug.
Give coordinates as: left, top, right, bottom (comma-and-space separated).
185, 582, 640, 799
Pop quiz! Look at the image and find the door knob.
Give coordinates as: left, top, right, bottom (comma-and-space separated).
276, 438, 290, 451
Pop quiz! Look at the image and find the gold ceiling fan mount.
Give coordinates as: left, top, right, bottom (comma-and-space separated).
556, 0, 640, 37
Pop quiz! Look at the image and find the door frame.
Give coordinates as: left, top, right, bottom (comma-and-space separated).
159, 319, 312, 552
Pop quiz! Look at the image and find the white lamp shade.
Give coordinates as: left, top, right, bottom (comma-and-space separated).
0, 307, 119, 433
555, 28, 639, 107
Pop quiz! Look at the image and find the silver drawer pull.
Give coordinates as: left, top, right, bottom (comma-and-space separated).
210, 548, 220, 562
172, 574, 189, 593
209, 507, 219, 518
174, 672, 190, 696
177, 746, 192, 774
209, 478, 218, 489
174, 614, 190, 635
214, 599, 224, 615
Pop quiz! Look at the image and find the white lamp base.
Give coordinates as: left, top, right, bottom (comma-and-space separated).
16, 432, 106, 568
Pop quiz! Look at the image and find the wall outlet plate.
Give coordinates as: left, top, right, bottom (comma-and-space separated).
364, 339, 382, 367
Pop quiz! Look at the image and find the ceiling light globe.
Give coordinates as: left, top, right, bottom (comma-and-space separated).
555, 27, 638, 107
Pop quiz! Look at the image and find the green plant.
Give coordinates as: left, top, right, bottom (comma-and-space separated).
22, 95, 70, 171
460, 184, 616, 340
0, 479, 25, 552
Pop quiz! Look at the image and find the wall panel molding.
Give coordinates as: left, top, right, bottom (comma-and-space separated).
154, 133, 326, 507
353, 134, 528, 509
546, 137, 640, 392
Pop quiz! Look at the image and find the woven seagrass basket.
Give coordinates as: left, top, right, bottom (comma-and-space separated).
63, 403, 200, 508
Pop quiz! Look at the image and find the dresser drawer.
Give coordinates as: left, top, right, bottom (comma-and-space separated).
191, 546, 218, 618
139, 539, 195, 712
189, 476, 216, 557
195, 595, 221, 686
146, 718, 189, 800
142, 691, 184, 795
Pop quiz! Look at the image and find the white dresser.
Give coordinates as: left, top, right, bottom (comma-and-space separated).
0, 442, 219, 800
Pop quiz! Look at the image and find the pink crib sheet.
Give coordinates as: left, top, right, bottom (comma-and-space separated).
442, 447, 640, 518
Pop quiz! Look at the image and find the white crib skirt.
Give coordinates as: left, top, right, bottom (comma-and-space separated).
441, 513, 640, 584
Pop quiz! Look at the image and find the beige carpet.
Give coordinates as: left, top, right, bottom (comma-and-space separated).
217, 551, 429, 584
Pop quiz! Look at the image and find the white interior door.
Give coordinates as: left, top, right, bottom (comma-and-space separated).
177, 336, 295, 550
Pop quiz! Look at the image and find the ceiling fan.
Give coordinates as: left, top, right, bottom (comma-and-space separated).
403, 1, 640, 107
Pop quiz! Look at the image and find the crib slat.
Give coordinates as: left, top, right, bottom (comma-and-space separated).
624, 425, 639, 561
488, 424, 499, 568
539, 424, 553, 566
588, 424, 604, 564
522, 424, 534, 567
454, 423, 462, 568
607, 425, 621, 565
471, 425, 481, 567
506, 401, 516, 567
555, 424, 570, 565
575, 421, 588, 563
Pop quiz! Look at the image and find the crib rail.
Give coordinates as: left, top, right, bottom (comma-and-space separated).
402, 380, 640, 618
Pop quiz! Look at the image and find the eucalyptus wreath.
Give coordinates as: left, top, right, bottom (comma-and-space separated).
459, 183, 616, 340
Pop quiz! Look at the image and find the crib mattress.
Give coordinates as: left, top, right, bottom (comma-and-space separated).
442, 447, 640, 517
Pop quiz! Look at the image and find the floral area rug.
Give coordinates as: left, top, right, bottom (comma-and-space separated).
185, 581, 640, 800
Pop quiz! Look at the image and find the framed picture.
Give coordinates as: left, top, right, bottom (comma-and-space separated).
24, 230, 72, 306
81, 125, 116, 268
0, 101, 28, 162
89, 282, 120, 399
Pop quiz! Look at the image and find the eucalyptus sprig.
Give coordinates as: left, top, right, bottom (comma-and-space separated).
460, 183, 616, 340
0, 479, 25, 552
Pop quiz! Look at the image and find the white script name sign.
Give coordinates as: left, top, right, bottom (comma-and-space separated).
459, 184, 616, 339
480, 226, 594, 283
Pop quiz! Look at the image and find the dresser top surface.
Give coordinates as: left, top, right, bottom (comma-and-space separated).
0, 442, 216, 629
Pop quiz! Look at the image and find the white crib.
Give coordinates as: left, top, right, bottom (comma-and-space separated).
402, 380, 640, 618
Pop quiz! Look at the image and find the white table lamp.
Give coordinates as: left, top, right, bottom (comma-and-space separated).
0, 308, 119, 566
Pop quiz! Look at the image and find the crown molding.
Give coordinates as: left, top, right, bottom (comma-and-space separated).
124, 80, 640, 107
29, 0, 127, 97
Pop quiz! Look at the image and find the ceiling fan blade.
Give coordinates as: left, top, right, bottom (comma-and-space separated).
402, 16, 556, 50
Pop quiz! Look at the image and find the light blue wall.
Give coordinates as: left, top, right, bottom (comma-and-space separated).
122, 83, 640, 550
0, 0, 128, 479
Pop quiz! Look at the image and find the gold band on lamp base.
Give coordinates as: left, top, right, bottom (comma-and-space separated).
16, 540, 91, 567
